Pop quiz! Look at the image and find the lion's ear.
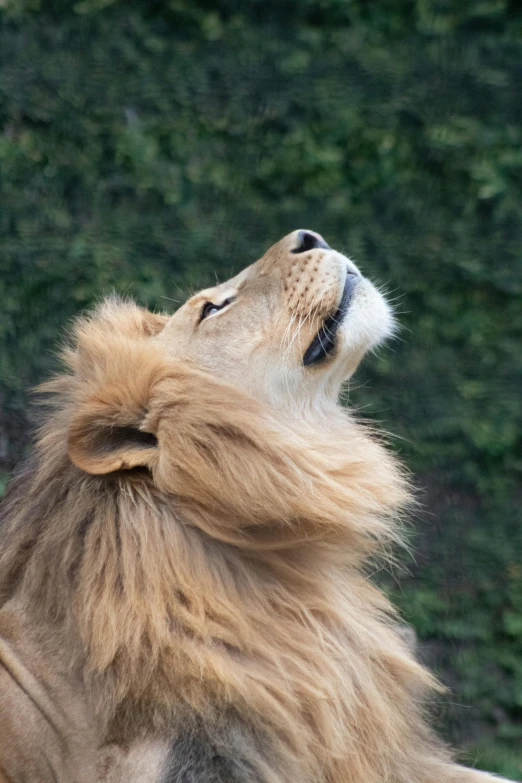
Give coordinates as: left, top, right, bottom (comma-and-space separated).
68, 401, 158, 475
66, 336, 164, 475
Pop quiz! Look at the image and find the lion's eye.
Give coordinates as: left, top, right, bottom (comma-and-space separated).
200, 297, 234, 322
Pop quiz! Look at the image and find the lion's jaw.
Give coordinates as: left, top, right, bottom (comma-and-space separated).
157, 230, 394, 413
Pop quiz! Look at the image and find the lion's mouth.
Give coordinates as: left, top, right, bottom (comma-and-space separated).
303, 272, 360, 367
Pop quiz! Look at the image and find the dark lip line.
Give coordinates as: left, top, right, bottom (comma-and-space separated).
302, 273, 360, 367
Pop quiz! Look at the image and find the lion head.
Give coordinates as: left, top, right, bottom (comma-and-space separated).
67, 229, 395, 487
157, 229, 393, 410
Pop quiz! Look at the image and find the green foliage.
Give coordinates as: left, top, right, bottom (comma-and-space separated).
0, 0, 521, 775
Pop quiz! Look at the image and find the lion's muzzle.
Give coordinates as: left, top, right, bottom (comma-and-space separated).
303, 269, 361, 366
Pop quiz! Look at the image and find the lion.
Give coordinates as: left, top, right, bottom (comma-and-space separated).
0, 229, 511, 782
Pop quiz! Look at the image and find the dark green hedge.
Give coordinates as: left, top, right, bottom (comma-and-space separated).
1, 0, 521, 775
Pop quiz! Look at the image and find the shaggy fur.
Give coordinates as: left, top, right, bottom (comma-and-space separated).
0, 231, 510, 782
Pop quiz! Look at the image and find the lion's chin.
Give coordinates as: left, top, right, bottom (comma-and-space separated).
335, 278, 395, 371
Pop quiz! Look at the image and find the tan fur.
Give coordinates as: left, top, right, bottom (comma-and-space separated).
0, 231, 510, 782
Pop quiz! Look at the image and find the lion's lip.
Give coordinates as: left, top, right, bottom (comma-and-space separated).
303, 272, 360, 367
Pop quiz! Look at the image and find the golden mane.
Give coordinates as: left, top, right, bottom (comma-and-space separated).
0, 299, 503, 782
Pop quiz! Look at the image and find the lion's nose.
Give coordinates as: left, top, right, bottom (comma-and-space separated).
292, 230, 331, 254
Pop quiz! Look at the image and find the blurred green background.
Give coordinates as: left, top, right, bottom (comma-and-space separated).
0, 0, 521, 775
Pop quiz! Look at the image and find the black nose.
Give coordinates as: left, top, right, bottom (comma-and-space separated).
292, 230, 331, 254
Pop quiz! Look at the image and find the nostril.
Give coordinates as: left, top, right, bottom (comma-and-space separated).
292, 230, 331, 254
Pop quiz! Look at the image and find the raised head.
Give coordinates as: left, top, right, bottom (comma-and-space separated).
157, 229, 393, 412
64, 230, 396, 494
